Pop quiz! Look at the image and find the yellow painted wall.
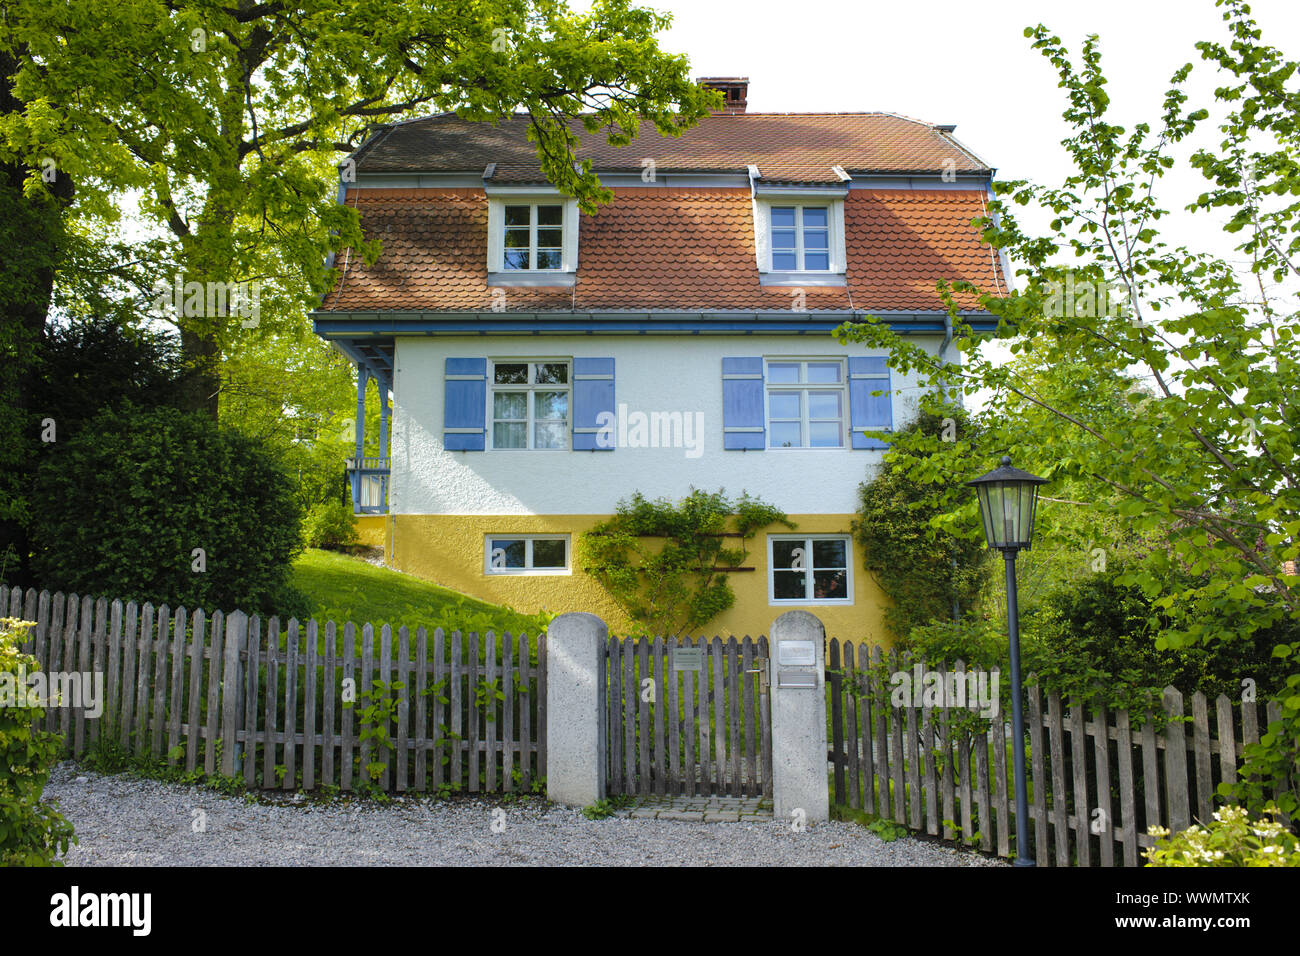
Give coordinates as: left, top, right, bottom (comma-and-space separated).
354, 514, 389, 549
388, 513, 892, 648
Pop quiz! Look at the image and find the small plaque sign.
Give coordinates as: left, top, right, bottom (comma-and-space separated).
777, 640, 816, 666
674, 647, 703, 671
777, 670, 817, 689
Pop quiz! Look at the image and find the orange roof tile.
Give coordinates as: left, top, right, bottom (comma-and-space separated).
321, 187, 1004, 314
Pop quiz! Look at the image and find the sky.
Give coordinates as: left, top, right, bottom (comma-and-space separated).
606, 0, 1299, 411
647, 0, 1297, 182
611, 0, 1300, 267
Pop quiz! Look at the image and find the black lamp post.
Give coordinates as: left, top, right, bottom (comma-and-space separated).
967, 456, 1047, 868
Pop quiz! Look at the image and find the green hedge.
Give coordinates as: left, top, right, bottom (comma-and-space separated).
30, 404, 306, 617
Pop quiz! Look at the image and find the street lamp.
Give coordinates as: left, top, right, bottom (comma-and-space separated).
968, 456, 1047, 868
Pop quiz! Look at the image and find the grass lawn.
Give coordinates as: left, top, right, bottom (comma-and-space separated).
291, 548, 549, 634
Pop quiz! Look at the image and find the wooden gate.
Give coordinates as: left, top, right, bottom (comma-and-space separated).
604, 635, 773, 797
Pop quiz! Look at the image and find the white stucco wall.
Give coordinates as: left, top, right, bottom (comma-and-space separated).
388, 333, 948, 516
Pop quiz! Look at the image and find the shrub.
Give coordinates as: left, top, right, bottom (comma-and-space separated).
303, 501, 359, 551
0, 619, 76, 865
31, 317, 189, 444
851, 405, 988, 640
1146, 805, 1299, 866
29, 404, 303, 616
903, 572, 1291, 716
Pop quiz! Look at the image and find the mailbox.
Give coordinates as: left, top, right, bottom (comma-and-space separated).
768, 611, 830, 822
774, 639, 818, 689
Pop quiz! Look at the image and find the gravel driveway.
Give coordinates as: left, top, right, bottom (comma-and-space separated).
43, 763, 1003, 867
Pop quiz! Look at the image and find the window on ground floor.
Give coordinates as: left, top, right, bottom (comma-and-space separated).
485, 534, 570, 575
768, 534, 852, 604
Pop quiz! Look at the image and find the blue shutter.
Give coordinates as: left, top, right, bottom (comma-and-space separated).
723, 357, 765, 450
849, 356, 892, 449
444, 357, 486, 451
572, 358, 616, 451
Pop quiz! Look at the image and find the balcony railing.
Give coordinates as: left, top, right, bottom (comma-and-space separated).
346, 457, 390, 514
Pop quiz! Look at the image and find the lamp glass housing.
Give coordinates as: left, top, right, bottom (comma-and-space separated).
967, 458, 1047, 551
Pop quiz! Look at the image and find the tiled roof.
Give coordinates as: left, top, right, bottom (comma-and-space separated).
320, 187, 1005, 313
754, 164, 850, 185
353, 112, 989, 176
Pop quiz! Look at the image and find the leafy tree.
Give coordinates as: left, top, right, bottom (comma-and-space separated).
29, 405, 306, 616
219, 323, 363, 511
836, 0, 1300, 816
580, 489, 792, 637
1, 0, 719, 413
0, 38, 75, 584
31, 317, 189, 441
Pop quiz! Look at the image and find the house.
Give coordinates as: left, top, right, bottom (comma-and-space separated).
311, 78, 1005, 642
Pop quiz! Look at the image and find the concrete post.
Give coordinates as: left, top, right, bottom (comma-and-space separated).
545, 612, 608, 807
769, 610, 830, 823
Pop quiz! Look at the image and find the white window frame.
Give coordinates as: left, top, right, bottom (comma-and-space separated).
769, 205, 831, 272
486, 193, 579, 273
764, 358, 847, 450
487, 359, 571, 451
767, 534, 854, 605
753, 195, 846, 276
484, 534, 572, 575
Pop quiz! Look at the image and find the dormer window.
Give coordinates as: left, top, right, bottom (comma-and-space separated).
753, 192, 846, 284
771, 206, 830, 271
486, 191, 579, 284
504, 203, 564, 270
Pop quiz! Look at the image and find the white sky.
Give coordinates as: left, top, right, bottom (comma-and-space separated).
650, 0, 1298, 188
626, 0, 1300, 412
637, 0, 1300, 270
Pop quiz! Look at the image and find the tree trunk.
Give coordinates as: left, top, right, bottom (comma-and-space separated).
180, 327, 222, 419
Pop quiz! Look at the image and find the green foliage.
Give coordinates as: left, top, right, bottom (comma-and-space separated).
852, 402, 989, 638
29, 404, 306, 616
0, 157, 65, 585
302, 501, 359, 552
831, 805, 909, 841
219, 326, 362, 513
0, 619, 77, 865
31, 317, 190, 443
292, 548, 552, 634
348, 678, 403, 792
1146, 804, 1299, 866
580, 488, 792, 636
904, 571, 1292, 718
1223, 659, 1300, 821
836, 1, 1300, 803
582, 795, 632, 819
1, 0, 719, 410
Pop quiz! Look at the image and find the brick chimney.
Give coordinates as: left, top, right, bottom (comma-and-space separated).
699, 77, 748, 115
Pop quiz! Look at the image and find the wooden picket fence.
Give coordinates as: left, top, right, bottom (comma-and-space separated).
4, 586, 546, 794
605, 635, 773, 798
826, 639, 1288, 866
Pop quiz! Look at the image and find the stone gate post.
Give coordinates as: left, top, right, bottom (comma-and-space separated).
769, 610, 830, 823
545, 612, 608, 807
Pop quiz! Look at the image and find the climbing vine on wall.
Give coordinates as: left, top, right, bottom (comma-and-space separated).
579, 488, 792, 637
